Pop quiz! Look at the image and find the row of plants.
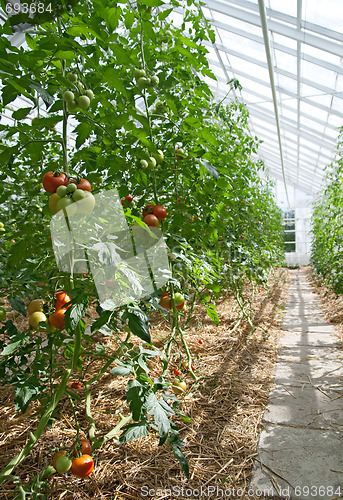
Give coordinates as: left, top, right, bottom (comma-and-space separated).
311, 128, 343, 294
0, 0, 284, 496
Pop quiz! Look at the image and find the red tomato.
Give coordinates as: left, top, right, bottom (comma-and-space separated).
142, 204, 154, 218
55, 291, 71, 310
49, 309, 66, 329
70, 381, 82, 390
71, 455, 94, 478
198, 340, 203, 345
153, 205, 167, 221
77, 178, 92, 192
125, 194, 133, 203
42, 171, 68, 194
71, 438, 92, 457
174, 368, 181, 376
143, 214, 159, 227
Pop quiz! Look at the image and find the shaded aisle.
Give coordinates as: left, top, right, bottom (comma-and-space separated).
250, 268, 343, 500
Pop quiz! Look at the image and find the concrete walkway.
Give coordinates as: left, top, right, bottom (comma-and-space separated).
250, 269, 343, 499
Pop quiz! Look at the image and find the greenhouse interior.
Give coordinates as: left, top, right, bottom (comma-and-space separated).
0, 0, 342, 498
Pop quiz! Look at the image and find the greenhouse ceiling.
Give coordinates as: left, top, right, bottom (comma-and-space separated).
196, 0, 343, 195
2, 0, 342, 196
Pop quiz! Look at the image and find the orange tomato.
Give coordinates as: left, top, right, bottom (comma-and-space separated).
49, 309, 66, 329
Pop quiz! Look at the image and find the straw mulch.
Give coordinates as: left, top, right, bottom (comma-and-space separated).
307, 266, 343, 344
0, 268, 290, 499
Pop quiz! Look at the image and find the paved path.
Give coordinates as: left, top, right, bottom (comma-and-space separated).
250, 269, 343, 499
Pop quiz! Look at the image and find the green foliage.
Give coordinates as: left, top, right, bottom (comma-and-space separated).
311, 129, 343, 293
0, 0, 284, 486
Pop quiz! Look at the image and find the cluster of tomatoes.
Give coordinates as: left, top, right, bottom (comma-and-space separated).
140, 149, 164, 170
42, 171, 95, 216
62, 71, 94, 113
27, 291, 71, 331
134, 67, 159, 90
52, 437, 94, 479
142, 203, 167, 228
159, 291, 186, 311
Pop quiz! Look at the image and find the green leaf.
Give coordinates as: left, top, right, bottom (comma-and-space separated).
75, 121, 92, 149
206, 304, 219, 326
8, 296, 27, 316
126, 379, 149, 421
0, 339, 23, 356
126, 309, 151, 343
110, 364, 132, 376
168, 429, 189, 479
12, 107, 32, 120
144, 392, 171, 445
91, 310, 112, 332
118, 420, 149, 444
124, 11, 135, 29
29, 83, 54, 107
14, 376, 42, 413
159, 8, 173, 20
65, 304, 86, 332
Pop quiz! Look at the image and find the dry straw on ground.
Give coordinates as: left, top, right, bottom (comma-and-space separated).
0, 268, 290, 499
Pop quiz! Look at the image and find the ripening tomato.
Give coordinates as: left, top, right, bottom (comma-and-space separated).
175, 300, 185, 310
49, 309, 66, 330
42, 171, 68, 194
172, 380, 187, 395
29, 311, 47, 329
71, 454, 94, 478
174, 293, 184, 306
173, 368, 181, 376
77, 178, 92, 192
52, 450, 67, 470
71, 438, 92, 457
152, 205, 167, 221
143, 214, 159, 227
55, 454, 72, 473
27, 299, 45, 316
55, 291, 71, 310
160, 294, 172, 310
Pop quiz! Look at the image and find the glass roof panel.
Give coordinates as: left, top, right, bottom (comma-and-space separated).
302, 0, 343, 32
268, 0, 297, 18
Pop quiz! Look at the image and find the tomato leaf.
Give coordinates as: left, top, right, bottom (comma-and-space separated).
126, 379, 150, 421
8, 296, 27, 316
206, 304, 219, 326
124, 308, 151, 343
12, 107, 32, 120
168, 429, 189, 479
144, 392, 171, 446
14, 376, 43, 413
91, 310, 112, 332
118, 420, 149, 444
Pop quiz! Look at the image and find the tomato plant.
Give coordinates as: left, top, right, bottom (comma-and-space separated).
0, 0, 285, 493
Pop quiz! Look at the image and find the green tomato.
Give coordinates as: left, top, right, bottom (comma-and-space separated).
150, 75, 159, 87
140, 159, 148, 169
76, 191, 95, 214
85, 89, 94, 100
77, 96, 90, 109
0, 222, 4, 228
72, 189, 87, 202
67, 101, 77, 112
56, 185, 68, 197
67, 183, 77, 193
55, 455, 72, 474
174, 293, 184, 306
67, 72, 78, 83
137, 77, 149, 89
134, 68, 146, 80
56, 196, 77, 216
152, 150, 164, 164
0, 307, 6, 322
62, 91, 74, 103
147, 157, 156, 170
